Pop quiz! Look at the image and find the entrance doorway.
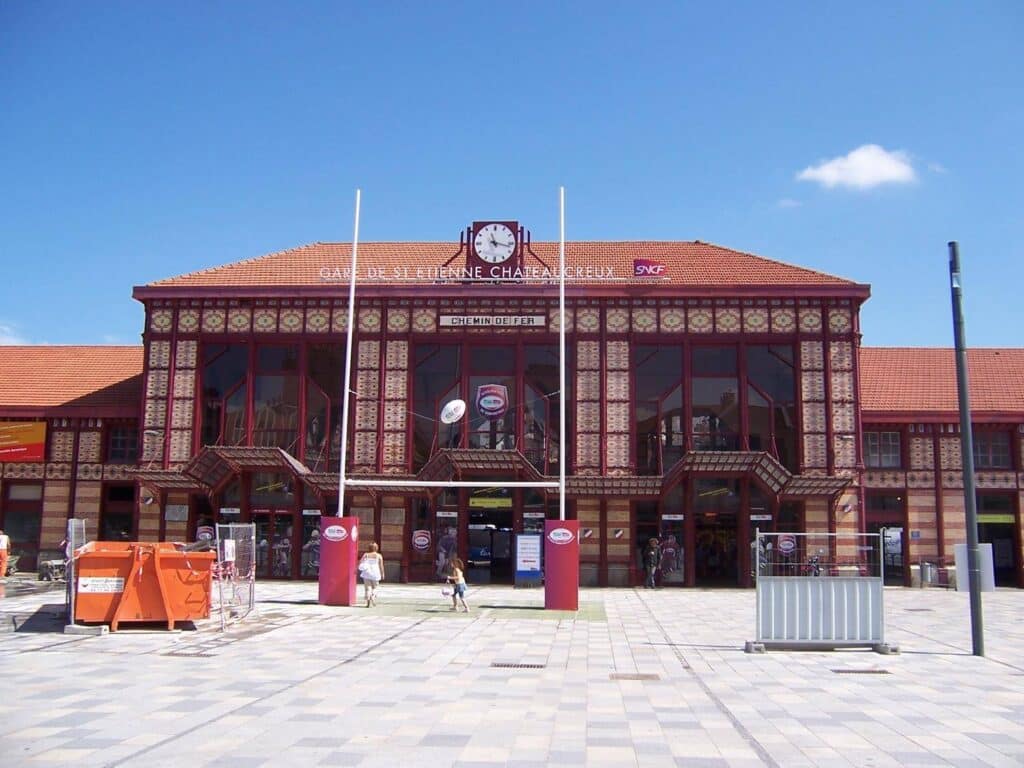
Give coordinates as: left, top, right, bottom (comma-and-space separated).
468, 503, 513, 585
253, 511, 295, 579
694, 479, 740, 586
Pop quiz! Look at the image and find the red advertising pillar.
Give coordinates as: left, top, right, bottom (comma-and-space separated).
544, 520, 579, 611
319, 516, 359, 606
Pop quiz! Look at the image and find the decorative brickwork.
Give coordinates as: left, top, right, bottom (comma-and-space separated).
227, 307, 251, 333
688, 308, 712, 333
743, 307, 768, 333
177, 308, 200, 333
606, 308, 629, 333
358, 307, 382, 332
799, 306, 823, 333
939, 438, 962, 470
149, 308, 173, 333
48, 430, 75, 463
632, 308, 657, 333
201, 308, 226, 333
715, 307, 740, 333
279, 308, 303, 333
771, 307, 796, 333
910, 437, 934, 470
660, 307, 685, 333
77, 431, 101, 463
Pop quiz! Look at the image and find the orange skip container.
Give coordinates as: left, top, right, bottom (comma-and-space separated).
74, 542, 216, 631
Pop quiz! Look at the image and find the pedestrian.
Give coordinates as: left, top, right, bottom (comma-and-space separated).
358, 542, 384, 607
643, 537, 661, 589
447, 555, 469, 612
0, 528, 9, 578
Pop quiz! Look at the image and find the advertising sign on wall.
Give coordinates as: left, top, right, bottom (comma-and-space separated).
0, 422, 46, 462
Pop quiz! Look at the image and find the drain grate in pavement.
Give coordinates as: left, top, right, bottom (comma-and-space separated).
832, 669, 890, 675
610, 672, 660, 681
164, 650, 216, 658
904, 608, 934, 612
490, 662, 545, 669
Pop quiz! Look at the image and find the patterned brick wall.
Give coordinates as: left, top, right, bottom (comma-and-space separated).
577, 498, 601, 561
801, 340, 827, 471
604, 337, 630, 474
941, 492, 967, 558
354, 333, 381, 471
380, 496, 405, 564
164, 492, 189, 541
575, 339, 601, 474
74, 481, 102, 537
606, 498, 631, 586
382, 340, 408, 473
41, 481, 71, 549
907, 490, 939, 563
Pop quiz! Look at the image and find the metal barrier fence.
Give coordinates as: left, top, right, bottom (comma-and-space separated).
754, 531, 893, 652
213, 523, 256, 631
65, 518, 87, 624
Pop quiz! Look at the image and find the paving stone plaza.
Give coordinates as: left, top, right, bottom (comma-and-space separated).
1, 579, 1022, 767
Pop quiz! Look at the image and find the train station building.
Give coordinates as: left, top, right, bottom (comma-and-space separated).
1, 221, 1021, 587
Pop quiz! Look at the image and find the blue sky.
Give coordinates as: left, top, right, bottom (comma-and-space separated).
1, 2, 1021, 347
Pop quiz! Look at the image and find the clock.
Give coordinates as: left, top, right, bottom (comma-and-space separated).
473, 222, 517, 264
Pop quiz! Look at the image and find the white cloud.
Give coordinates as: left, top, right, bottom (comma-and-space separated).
797, 144, 916, 190
776, 198, 802, 209
0, 323, 29, 345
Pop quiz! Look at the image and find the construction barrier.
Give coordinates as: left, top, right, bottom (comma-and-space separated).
73, 542, 215, 631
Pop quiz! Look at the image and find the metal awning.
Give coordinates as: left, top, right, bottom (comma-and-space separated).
566, 474, 662, 497
184, 446, 309, 493
130, 469, 209, 494
416, 449, 546, 484
305, 472, 436, 497
662, 451, 847, 500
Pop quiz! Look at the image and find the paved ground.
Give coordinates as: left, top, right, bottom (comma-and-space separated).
0, 575, 1022, 768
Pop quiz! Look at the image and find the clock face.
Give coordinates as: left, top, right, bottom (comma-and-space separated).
473, 223, 516, 264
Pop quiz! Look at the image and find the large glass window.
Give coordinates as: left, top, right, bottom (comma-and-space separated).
469, 345, 515, 451
864, 431, 901, 468
973, 431, 1011, 469
253, 345, 299, 452
524, 345, 561, 475
200, 343, 249, 446
306, 344, 345, 471
691, 345, 739, 451
746, 345, 796, 471
634, 346, 683, 475
412, 345, 461, 470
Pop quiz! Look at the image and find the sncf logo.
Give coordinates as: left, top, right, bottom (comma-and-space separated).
633, 259, 666, 277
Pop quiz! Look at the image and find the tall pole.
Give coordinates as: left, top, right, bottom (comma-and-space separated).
558, 187, 567, 521
948, 241, 984, 656
338, 189, 361, 517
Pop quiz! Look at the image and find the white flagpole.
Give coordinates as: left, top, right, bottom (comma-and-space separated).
338, 189, 361, 516
559, 187, 567, 521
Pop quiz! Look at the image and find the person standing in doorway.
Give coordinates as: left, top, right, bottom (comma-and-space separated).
447, 556, 469, 612
643, 537, 662, 589
0, 529, 9, 577
358, 542, 384, 607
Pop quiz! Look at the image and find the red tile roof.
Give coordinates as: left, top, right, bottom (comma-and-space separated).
860, 348, 1024, 416
0, 346, 144, 415
143, 241, 866, 292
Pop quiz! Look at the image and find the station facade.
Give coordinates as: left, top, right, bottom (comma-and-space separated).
0, 222, 1021, 587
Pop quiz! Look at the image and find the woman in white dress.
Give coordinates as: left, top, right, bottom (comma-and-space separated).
358, 542, 384, 607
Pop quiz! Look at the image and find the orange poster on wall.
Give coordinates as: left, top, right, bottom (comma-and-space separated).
0, 422, 46, 462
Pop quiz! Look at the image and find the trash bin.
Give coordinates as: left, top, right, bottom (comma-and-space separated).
74, 542, 216, 631
920, 561, 936, 586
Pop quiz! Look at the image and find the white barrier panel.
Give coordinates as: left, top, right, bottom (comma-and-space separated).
756, 577, 884, 646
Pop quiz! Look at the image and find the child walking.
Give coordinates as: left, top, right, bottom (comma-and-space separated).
447, 556, 469, 612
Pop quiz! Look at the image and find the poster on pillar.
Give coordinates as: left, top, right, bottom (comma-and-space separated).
544, 520, 579, 611
319, 516, 359, 606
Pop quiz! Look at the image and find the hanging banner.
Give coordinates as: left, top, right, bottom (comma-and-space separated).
476, 384, 509, 419
0, 422, 46, 462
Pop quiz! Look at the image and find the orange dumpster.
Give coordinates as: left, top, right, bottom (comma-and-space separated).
73, 542, 216, 631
